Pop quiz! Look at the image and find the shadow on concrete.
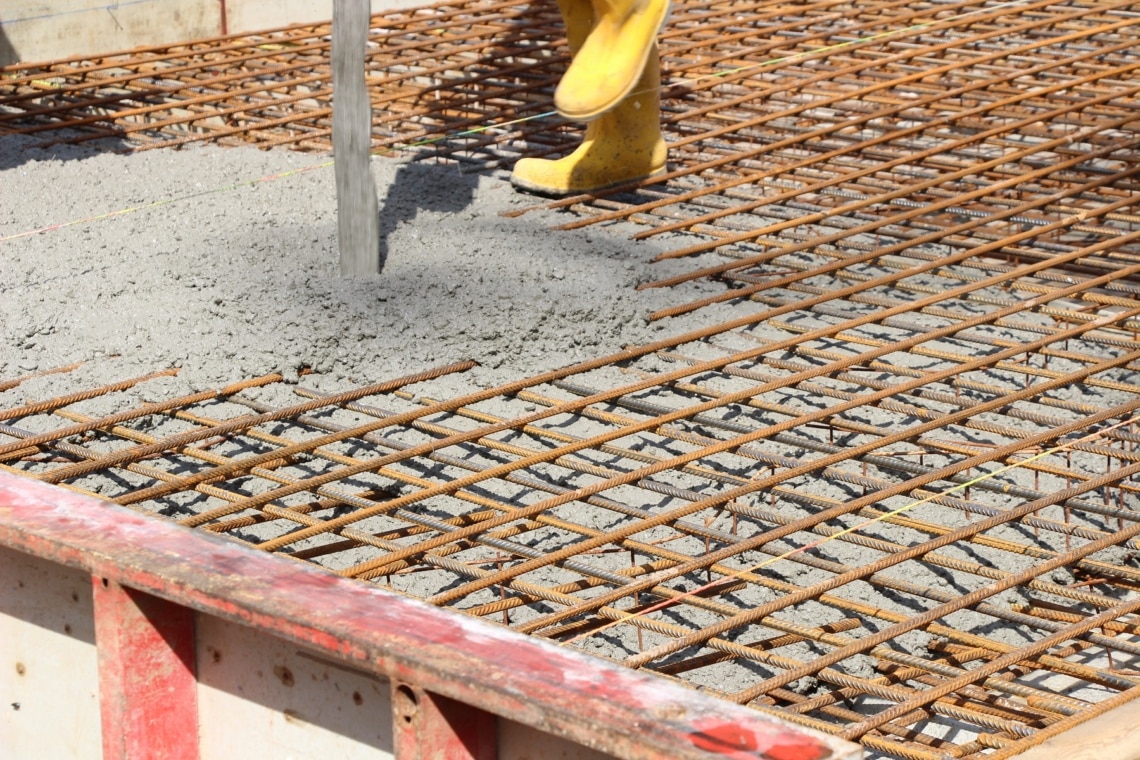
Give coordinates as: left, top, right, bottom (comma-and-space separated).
399, 0, 577, 167
0, 18, 17, 67
375, 161, 481, 270
0, 131, 135, 171
0, 20, 134, 170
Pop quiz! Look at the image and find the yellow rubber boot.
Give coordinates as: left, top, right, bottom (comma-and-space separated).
511, 0, 667, 195
555, 0, 670, 121
511, 44, 666, 195
556, 0, 594, 55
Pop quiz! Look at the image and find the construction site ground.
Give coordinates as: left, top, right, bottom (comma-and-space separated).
4, 1, 1140, 758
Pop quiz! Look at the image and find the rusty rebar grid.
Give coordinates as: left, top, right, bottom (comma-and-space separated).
5, 0, 1140, 287
7, 1, 1140, 757
5, 240, 1140, 758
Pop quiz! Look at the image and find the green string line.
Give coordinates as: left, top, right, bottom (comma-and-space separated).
1, 0, 1034, 243
378, 109, 561, 154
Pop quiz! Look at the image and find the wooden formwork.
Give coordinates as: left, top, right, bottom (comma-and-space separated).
0, 0, 421, 65
0, 471, 858, 760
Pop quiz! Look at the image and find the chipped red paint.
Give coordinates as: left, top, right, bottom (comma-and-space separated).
689, 720, 760, 756
0, 472, 858, 760
766, 744, 834, 760
688, 717, 833, 760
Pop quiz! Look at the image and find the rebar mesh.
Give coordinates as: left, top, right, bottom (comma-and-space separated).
5, 249, 1140, 758
5, 1, 1140, 757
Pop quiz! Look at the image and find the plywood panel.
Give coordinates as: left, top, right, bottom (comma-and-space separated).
1, 0, 219, 65
195, 613, 395, 760
0, 546, 101, 760
226, 1, 423, 36
499, 718, 619, 760
1, 0, 437, 65
1014, 696, 1140, 760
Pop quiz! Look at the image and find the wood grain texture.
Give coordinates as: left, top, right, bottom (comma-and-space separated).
1013, 692, 1140, 760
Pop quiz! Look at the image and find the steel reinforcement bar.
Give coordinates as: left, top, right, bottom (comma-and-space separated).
6, 1, 1140, 758
5, 232, 1140, 758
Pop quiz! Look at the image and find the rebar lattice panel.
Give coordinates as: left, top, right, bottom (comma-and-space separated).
5, 0, 1140, 289
6, 1, 1140, 758
5, 247, 1140, 759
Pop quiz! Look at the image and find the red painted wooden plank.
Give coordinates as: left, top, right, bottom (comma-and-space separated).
392, 682, 497, 760
93, 577, 199, 760
0, 472, 857, 760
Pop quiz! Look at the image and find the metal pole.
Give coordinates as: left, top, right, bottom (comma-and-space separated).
332, 0, 381, 275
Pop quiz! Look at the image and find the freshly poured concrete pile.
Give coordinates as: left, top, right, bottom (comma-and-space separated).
0, 137, 721, 396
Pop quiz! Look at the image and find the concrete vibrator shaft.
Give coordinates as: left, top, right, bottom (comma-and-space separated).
332, 0, 381, 275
